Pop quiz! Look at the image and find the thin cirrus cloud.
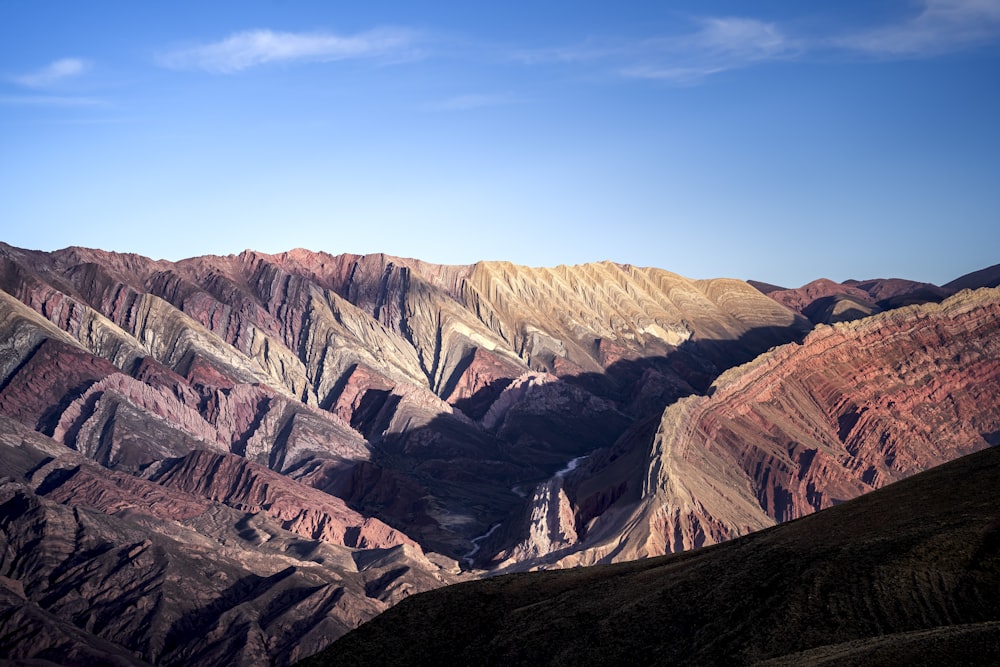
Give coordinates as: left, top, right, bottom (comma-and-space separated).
621, 17, 795, 83
836, 0, 1000, 56
517, 3, 1000, 85
158, 27, 421, 73
13, 58, 91, 88
423, 93, 521, 112
515, 16, 797, 84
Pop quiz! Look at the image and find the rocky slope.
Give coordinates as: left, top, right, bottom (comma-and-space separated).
0, 243, 811, 664
0, 415, 460, 666
500, 286, 1000, 568
1, 242, 997, 664
302, 442, 1000, 666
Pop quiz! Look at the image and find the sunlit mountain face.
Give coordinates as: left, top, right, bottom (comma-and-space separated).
1, 242, 998, 665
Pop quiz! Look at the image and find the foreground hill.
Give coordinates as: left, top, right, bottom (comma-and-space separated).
301, 443, 1000, 666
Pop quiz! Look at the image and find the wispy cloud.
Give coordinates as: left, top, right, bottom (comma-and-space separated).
423, 93, 521, 112
512, 38, 629, 66
622, 17, 795, 82
515, 3, 1000, 86
159, 27, 421, 73
13, 58, 91, 88
838, 0, 1000, 56
0, 94, 107, 107
516, 17, 797, 84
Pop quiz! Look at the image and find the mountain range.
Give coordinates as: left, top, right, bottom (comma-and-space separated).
0, 241, 997, 665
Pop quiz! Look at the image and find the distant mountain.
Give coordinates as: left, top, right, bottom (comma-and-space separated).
300, 444, 1000, 666
0, 242, 997, 665
944, 262, 1000, 292
751, 264, 995, 325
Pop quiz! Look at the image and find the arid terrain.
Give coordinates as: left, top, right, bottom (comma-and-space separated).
302, 442, 1000, 666
0, 242, 997, 665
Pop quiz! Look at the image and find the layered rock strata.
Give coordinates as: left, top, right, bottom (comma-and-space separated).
511, 287, 1000, 567
0, 416, 459, 666
2, 241, 996, 664
0, 242, 809, 559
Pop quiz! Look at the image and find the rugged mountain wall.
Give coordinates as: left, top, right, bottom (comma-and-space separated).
0, 242, 813, 664
2, 241, 995, 664
0, 242, 809, 556
509, 286, 1000, 567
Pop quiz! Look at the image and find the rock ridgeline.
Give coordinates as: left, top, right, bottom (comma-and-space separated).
0, 242, 810, 664
0, 241, 997, 665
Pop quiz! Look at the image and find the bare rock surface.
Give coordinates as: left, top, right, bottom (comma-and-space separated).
1, 242, 997, 664
0, 417, 459, 666
525, 287, 1000, 567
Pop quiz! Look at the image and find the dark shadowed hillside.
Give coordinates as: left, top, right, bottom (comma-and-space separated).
301, 444, 1000, 666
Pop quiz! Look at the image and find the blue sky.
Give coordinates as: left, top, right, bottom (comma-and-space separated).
1, 1, 998, 287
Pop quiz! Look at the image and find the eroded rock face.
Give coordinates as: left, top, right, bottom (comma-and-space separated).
147, 449, 417, 551
2, 241, 993, 663
0, 417, 459, 667
524, 287, 1000, 567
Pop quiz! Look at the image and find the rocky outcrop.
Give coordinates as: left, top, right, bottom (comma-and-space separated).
0, 417, 460, 666
524, 287, 1000, 567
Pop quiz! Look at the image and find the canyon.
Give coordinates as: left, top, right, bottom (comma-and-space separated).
0, 241, 998, 665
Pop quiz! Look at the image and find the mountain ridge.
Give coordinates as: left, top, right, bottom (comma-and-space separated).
1, 242, 998, 665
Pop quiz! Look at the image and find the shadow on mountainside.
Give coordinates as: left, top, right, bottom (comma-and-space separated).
298, 443, 1000, 667
330, 324, 809, 566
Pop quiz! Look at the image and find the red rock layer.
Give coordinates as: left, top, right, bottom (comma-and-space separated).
522, 288, 1000, 567
0, 338, 118, 431
148, 449, 417, 551
642, 288, 1000, 552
